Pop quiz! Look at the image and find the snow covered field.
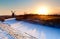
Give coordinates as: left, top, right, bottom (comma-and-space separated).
0, 18, 60, 39
0, 27, 14, 39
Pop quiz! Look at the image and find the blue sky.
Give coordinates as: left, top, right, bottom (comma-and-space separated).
0, 0, 60, 15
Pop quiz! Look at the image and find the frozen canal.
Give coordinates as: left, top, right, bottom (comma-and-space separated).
0, 18, 60, 39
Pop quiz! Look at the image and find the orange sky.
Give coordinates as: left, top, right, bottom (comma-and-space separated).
0, 0, 60, 15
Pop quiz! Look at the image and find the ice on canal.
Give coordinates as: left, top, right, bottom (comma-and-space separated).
0, 18, 60, 39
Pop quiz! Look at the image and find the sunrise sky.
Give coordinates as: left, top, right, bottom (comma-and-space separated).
0, 0, 60, 15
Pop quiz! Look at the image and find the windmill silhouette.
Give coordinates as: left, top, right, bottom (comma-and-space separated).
11, 10, 15, 17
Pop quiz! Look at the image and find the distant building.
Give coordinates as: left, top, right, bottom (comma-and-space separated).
12, 13, 15, 17
11, 11, 15, 17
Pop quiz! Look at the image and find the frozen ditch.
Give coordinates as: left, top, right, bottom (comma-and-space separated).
0, 18, 60, 39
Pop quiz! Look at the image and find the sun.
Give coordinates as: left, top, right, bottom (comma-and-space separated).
36, 6, 49, 15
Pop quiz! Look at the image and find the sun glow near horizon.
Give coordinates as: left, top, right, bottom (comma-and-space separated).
35, 6, 50, 15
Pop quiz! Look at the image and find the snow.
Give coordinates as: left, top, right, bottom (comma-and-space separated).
10, 21, 60, 39
0, 28, 14, 39
0, 18, 60, 39
5, 18, 16, 21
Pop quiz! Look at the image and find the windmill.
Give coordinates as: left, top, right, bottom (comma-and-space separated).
11, 10, 15, 17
